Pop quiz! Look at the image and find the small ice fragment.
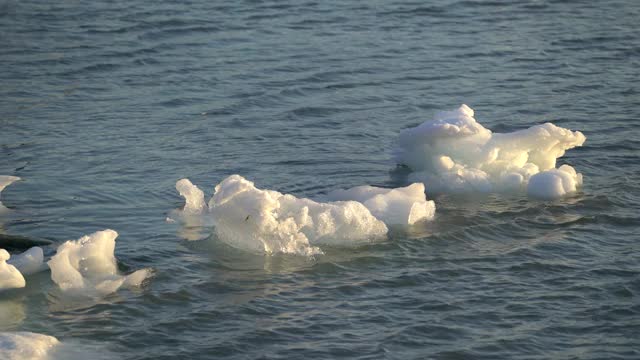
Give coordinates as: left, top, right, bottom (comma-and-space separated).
0, 249, 25, 291
48, 229, 151, 296
327, 183, 435, 225
394, 105, 586, 199
0, 176, 20, 213
7, 247, 46, 276
0, 332, 59, 360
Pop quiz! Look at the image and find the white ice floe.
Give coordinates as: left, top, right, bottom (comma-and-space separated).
0, 332, 59, 360
48, 230, 151, 296
0, 176, 20, 213
326, 183, 435, 225
0, 249, 25, 291
174, 175, 433, 255
7, 247, 46, 276
393, 104, 586, 198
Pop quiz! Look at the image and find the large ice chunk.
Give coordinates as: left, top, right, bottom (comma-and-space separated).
175, 175, 390, 255
0, 249, 25, 291
48, 230, 151, 296
326, 183, 435, 225
394, 105, 586, 198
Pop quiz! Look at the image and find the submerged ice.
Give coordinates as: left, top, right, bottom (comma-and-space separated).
174, 175, 435, 255
0, 332, 59, 360
48, 230, 151, 296
394, 105, 586, 198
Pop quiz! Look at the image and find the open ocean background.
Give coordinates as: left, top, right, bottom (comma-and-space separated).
1, 0, 639, 358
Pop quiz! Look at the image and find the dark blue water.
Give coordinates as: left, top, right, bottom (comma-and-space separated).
1, 0, 639, 358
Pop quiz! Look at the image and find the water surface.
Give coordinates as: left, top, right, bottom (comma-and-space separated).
1, 0, 639, 358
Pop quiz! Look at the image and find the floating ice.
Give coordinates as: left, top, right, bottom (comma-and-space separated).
0, 176, 20, 213
48, 230, 151, 296
7, 247, 46, 276
0, 332, 59, 360
326, 183, 435, 225
175, 175, 394, 255
0, 249, 25, 291
393, 105, 586, 198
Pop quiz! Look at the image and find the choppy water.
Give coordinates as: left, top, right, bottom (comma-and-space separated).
1, 0, 639, 358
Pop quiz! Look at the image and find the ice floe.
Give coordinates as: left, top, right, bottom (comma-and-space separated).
393, 104, 586, 198
174, 175, 435, 255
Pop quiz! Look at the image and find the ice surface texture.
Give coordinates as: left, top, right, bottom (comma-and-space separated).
48, 229, 151, 296
394, 105, 586, 198
175, 175, 435, 255
0, 332, 59, 360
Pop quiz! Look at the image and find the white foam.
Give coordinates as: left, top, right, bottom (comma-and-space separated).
326, 183, 435, 225
0, 249, 25, 291
0, 331, 59, 360
7, 247, 46, 276
0, 176, 20, 214
48, 230, 152, 296
175, 175, 391, 255
394, 105, 586, 198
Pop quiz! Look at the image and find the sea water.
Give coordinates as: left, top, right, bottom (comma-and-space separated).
1, 0, 639, 358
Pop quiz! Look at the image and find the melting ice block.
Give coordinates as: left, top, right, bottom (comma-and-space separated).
48, 230, 151, 296
326, 183, 435, 225
0, 331, 59, 360
393, 105, 586, 198
175, 175, 391, 255
0, 176, 20, 213
7, 247, 46, 276
0, 249, 25, 291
